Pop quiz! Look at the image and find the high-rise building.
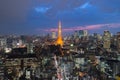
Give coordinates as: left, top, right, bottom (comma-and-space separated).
51, 31, 56, 39
103, 30, 111, 49
7, 38, 13, 48
83, 30, 88, 36
97, 34, 102, 41
55, 21, 63, 46
73, 31, 78, 39
26, 43, 34, 53
117, 32, 120, 52
78, 30, 88, 38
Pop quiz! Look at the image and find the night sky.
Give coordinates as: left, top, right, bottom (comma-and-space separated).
0, 0, 120, 35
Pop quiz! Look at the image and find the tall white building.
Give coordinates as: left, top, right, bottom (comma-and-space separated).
117, 32, 120, 52
78, 30, 88, 38
103, 30, 111, 49
51, 31, 56, 39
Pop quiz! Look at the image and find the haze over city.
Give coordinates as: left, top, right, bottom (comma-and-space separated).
0, 0, 120, 35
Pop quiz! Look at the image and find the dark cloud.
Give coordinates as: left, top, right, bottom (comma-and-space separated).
0, 0, 120, 34
0, 0, 33, 22
35, 0, 87, 18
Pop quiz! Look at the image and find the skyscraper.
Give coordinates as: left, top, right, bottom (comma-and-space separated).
55, 21, 63, 46
103, 30, 111, 50
52, 31, 56, 39
78, 30, 88, 38
117, 32, 120, 52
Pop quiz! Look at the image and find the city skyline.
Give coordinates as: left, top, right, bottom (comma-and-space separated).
0, 0, 120, 34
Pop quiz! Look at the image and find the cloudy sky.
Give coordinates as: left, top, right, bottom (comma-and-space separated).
0, 0, 120, 35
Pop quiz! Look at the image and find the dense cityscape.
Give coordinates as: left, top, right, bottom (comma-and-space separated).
0, 22, 120, 80
1, 0, 120, 80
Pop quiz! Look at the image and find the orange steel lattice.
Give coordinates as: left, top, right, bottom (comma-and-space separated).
55, 21, 63, 46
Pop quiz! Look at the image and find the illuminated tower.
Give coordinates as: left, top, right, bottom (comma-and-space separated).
55, 21, 63, 46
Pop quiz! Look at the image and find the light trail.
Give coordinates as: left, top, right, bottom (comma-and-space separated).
53, 55, 63, 80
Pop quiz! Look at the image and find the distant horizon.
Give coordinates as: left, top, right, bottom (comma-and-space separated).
0, 28, 119, 36
1, 22, 120, 36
